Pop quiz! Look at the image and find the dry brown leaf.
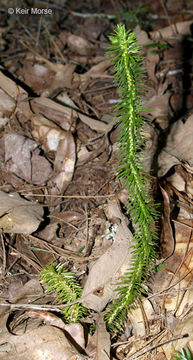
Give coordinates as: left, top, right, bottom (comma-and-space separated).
0, 71, 27, 126
31, 97, 77, 132
67, 33, 94, 56
0, 89, 16, 126
4, 133, 52, 185
55, 91, 79, 109
17, 54, 78, 94
31, 61, 78, 94
145, 49, 159, 85
170, 220, 193, 316
160, 186, 174, 257
86, 314, 110, 360
134, 25, 152, 46
15, 92, 34, 121
31, 96, 108, 135
48, 132, 76, 194
162, 313, 193, 359
77, 146, 91, 165
31, 114, 71, 152
15, 233, 56, 266
64, 323, 86, 350
31, 148, 53, 184
150, 20, 193, 40
24, 311, 86, 350
8, 278, 43, 303
114, 212, 193, 344
158, 113, 193, 177
78, 113, 107, 133
149, 220, 193, 328
44, 62, 78, 93
80, 59, 111, 86
26, 310, 65, 329
0, 191, 43, 234
0, 323, 89, 360
16, 60, 55, 94
167, 172, 185, 192
145, 92, 171, 121
37, 221, 59, 243
0, 71, 19, 100
4, 133, 37, 182
128, 218, 193, 357
77, 137, 108, 166
82, 199, 133, 312
128, 299, 156, 338
52, 210, 85, 224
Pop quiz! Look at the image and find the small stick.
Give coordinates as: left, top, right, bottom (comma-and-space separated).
126, 333, 188, 360
20, 193, 114, 199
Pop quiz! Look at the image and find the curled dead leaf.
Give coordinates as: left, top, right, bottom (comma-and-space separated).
48, 132, 76, 194
86, 314, 110, 360
150, 20, 193, 40
0, 191, 43, 234
67, 33, 94, 56
31, 97, 77, 132
4, 133, 52, 185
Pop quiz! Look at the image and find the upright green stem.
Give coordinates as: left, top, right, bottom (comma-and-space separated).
104, 25, 158, 332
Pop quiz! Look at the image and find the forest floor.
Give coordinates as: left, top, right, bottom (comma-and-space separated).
0, 1, 193, 359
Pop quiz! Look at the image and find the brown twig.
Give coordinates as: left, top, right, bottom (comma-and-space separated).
21, 193, 114, 199
126, 333, 188, 359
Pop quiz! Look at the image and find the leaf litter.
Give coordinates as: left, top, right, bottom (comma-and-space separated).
0, 1, 193, 359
